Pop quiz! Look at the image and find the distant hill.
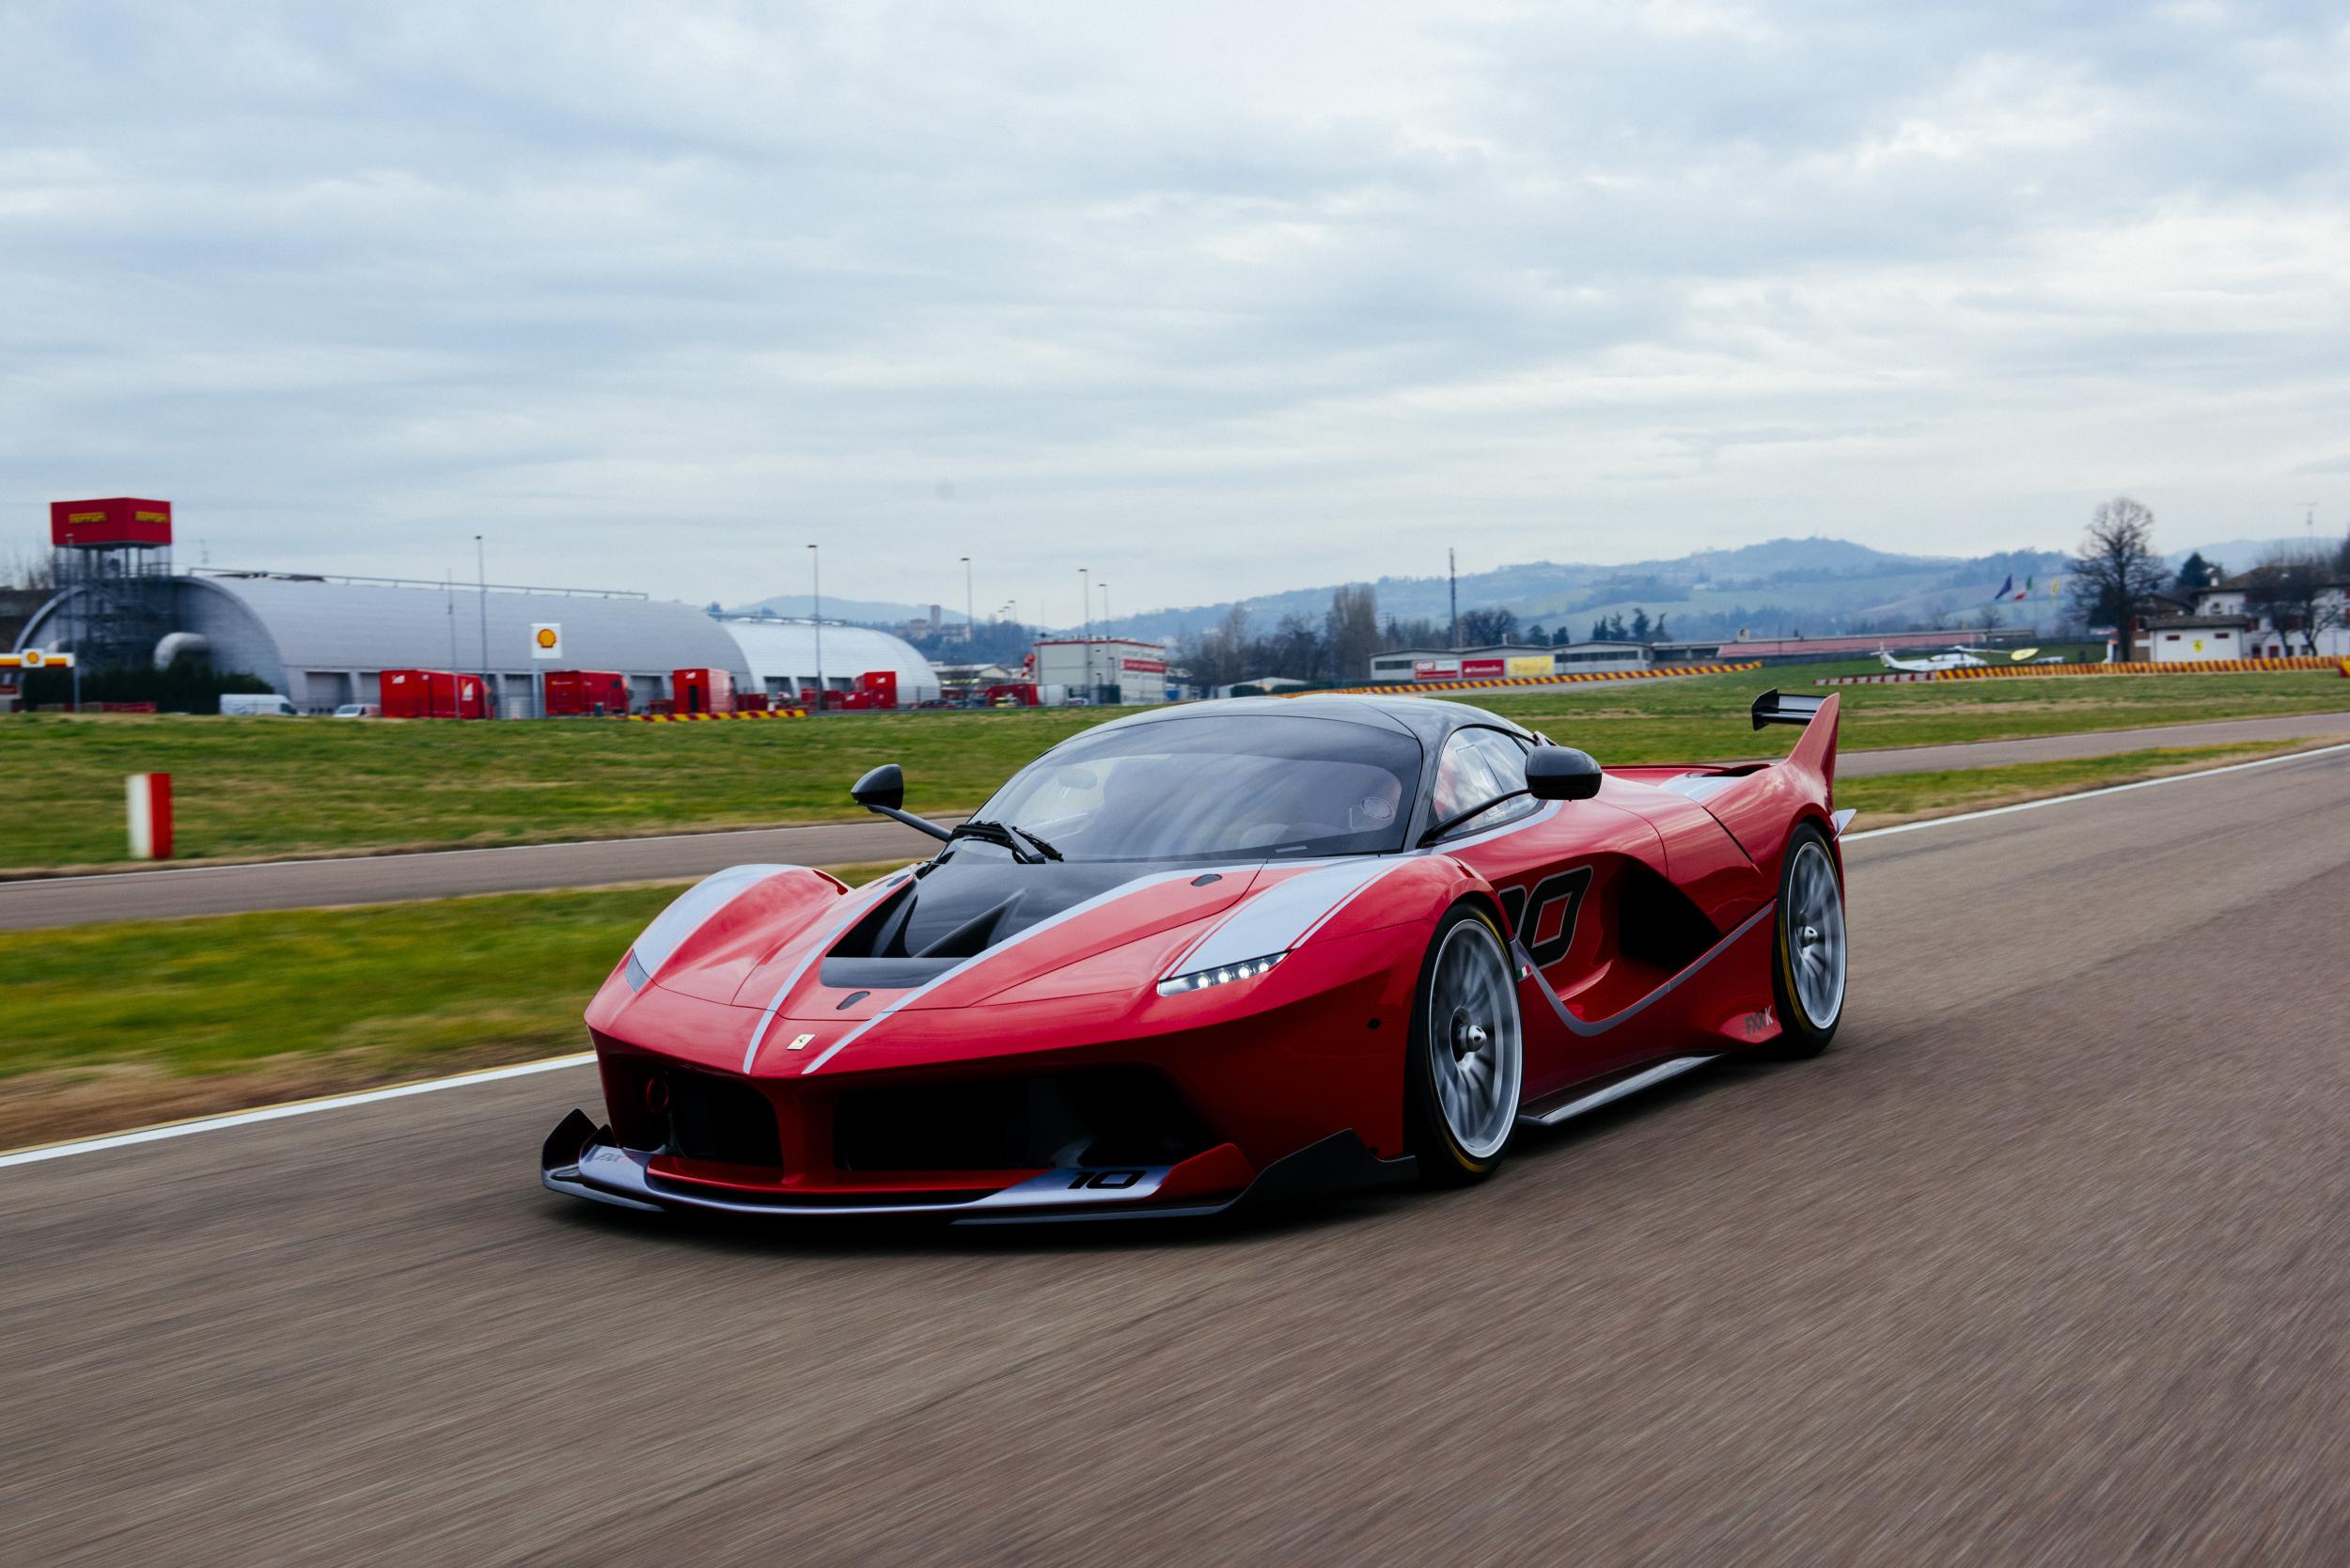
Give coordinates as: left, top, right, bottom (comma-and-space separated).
728, 530, 2344, 649
1091, 537, 2077, 645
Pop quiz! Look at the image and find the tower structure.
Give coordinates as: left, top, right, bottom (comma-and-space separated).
47, 498, 176, 671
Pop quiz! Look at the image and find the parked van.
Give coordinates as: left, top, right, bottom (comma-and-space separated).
220, 694, 299, 717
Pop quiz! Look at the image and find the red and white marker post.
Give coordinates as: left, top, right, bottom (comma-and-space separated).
127, 772, 174, 860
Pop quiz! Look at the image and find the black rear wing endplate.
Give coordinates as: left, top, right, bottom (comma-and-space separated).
1750, 689, 1826, 729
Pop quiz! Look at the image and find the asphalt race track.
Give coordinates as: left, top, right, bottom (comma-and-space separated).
7, 709, 2346, 931
6, 746, 2349, 1564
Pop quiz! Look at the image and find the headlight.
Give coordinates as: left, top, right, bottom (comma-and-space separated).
1156, 950, 1286, 996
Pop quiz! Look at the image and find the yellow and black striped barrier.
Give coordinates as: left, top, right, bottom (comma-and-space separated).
1821, 655, 2340, 686
1935, 656, 2340, 681
1295, 662, 1763, 699
631, 707, 810, 723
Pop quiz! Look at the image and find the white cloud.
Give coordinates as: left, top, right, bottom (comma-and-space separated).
1, 0, 2344, 621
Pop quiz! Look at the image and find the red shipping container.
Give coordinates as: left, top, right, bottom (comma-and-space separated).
544, 669, 629, 717
51, 497, 172, 548
734, 691, 771, 713
672, 667, 735, 715
857, 669, 899, 711
382, 668, 488, 720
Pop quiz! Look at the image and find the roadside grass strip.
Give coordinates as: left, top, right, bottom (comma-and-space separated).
12, 661, 2350, 871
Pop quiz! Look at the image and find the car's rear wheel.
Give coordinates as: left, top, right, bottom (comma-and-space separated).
1767, 823, 1846, 1057
1407, 905, 1525, 1183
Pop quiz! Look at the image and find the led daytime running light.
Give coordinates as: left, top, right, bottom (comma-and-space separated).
1157, 950, 1287, 996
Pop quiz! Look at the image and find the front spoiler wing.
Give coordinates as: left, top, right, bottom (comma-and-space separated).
540, 1109, 1417, 1226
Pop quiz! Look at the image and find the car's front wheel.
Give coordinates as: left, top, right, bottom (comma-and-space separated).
1407, 905, 1526, 1184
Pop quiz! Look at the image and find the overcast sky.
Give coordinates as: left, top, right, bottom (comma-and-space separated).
4, 1, 2345, 623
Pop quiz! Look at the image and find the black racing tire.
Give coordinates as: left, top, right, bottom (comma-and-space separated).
1405, 903, 1526, 1184
1766, 822, 1847, 1058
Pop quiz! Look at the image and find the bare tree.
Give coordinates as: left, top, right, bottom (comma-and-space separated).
2066, 496, 2168, 658
1458, 606, 1518, 645
2239, 549, 2342, 655
1324, 585, 1379, 682
2, 548, 56, 592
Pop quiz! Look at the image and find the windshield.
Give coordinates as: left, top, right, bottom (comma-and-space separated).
973, 714, 1421, 862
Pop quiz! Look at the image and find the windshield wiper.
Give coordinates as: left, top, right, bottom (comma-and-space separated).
946, 819, 1058, 864
1004, 824, 1063, 862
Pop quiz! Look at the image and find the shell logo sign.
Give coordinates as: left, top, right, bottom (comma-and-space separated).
0, 650, 71, 669
530, 623, 563, 661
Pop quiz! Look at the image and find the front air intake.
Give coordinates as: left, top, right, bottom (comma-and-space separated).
832, 1067, 1206, 1172
657, 1070, 783, 1168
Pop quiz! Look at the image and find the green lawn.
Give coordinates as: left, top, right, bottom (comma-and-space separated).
8, 660, 2347, 870
2, 738, 2329, 1145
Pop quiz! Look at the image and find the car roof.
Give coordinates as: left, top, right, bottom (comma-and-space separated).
1089, 694, 1534, 747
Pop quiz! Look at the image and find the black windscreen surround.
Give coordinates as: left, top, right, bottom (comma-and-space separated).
976, 714, 1424, 863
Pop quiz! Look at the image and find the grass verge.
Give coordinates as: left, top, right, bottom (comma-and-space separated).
0, 864, 906, 1146
9, 661, 2350, 870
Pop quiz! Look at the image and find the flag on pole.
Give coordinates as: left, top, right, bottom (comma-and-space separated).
2011, 575, 2033, 602
1994, 573, 2014, 601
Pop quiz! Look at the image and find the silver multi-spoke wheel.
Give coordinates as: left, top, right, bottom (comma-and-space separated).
1784, 839, 1846, 1030
1425, 917, 1524, 1160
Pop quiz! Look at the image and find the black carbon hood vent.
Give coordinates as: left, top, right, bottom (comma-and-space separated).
819, 855, 1182, 990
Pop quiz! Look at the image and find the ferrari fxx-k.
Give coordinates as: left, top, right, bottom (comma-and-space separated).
543, 690, 1849, 1222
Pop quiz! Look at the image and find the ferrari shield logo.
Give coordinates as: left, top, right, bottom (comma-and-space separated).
787, 1032, 815, 1052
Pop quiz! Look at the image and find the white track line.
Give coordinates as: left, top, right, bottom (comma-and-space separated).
8, 739, 2346, 1170
0, 1053, 594, 1169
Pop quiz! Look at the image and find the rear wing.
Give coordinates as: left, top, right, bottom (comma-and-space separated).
1696, 688, 1842, 862
1751, 689, 1825, 729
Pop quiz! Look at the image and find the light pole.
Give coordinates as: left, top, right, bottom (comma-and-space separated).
962, 555, 974, 645
1079, 567, 1091, 704
475, 534, 491, 717
808, 543, 823, 713
446, 571, 460, 719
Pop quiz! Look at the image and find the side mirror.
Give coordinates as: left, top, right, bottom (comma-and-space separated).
851, 762, 906, 811
851, 761, 953, 842
1525, 745, 1603, 802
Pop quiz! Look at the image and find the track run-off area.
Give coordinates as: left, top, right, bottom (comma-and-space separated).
5, 744, 2348, 1562
6, 708, 2347, 930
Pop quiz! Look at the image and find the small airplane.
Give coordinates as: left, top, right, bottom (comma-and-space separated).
1875, 645, 1994, 673
1873, 644, 2073, 673
1877, 644, 2109, 672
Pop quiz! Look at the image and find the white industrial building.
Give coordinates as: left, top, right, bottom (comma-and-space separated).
1368, 642, 1652, 683
715, 618, 943, 705
14, 570, 748, 715
2141, 616, 2251, 662
2178, 579, 2350, 659
1029, 637, 1177, 704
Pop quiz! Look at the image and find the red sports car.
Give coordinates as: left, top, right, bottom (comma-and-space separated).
542, 690, 1851, 1223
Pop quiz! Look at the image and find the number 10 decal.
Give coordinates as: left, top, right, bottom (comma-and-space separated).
1496, 867, 1592, 968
